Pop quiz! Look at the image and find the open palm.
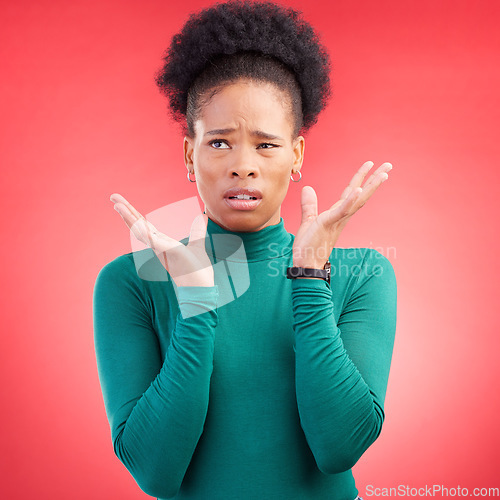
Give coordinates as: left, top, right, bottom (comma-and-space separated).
110, 193, 214, 287
293, 161, 393, 269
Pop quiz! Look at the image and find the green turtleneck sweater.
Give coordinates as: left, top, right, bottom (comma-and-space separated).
93, 217, 397, 500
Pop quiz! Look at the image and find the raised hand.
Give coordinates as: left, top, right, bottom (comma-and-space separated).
292, 161, 393, 269
110, 193, 214, 287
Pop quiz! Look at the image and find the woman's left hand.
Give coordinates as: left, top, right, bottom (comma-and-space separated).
292, 161, 393, 269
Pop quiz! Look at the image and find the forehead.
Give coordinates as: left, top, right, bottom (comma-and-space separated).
195, 80, 293, 137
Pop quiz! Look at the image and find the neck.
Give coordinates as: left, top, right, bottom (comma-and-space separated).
203, 209, 281, 233
205, 216, 293, 263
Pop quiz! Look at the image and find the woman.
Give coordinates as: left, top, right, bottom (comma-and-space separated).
93, 1, 397, 499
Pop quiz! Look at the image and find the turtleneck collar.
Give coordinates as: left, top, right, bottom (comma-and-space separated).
205, 216, 293, 263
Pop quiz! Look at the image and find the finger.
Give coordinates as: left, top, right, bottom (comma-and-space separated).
113, 201, 139, 229
113, 204, 153, 247
111, 193, 159, 247
352, 170, 390, 211
112, 204, 157, 250
339, 162, 391, 201
339, 185, 353, 201
347, 161, 375, 190
328, 184, 362, 212
359, 162, 393, 191
337, 187, 363, 216
300, 185, 318, 223
110, 193, 143, 222
113, 202, 181, 254
321, 187, 363, 227
128, 216, 157, 247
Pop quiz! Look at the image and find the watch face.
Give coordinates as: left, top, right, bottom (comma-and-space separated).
324, 261, 331, 283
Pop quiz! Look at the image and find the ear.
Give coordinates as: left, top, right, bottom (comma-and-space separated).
291, 135, 305, 175
183, 135, 195, 174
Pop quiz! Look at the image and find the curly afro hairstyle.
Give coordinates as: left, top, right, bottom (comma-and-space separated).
154, 0, 332, 138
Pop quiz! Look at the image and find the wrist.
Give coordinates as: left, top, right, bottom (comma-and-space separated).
286, 262, 331, 284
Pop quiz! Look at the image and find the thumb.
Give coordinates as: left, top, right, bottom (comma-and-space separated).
300, 185, 318, 224
187, 213, 209, 249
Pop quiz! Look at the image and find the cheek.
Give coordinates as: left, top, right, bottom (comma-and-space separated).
264, 170, 291, 207
195, 153, 215, 180
274, 162, 292, 188
195, 161, 221, 203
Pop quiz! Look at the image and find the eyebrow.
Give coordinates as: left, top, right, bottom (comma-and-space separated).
204, 128, 284, 141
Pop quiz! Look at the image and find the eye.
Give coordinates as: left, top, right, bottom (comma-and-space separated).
209, 139, 230, 149
258, 143, 279, 149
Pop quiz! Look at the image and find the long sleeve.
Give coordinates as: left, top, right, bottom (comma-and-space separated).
93, 256, 219, 499
292, 248, 397, 474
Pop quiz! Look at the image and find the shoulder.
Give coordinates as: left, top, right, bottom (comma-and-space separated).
331, 247, 395, 275
329, 247, 397, 296
95, 250, 139, 287
94, 251, 141, 304
94, 248, 171, 308
95, 248, 170, 284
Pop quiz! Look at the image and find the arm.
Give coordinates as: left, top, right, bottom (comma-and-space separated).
93, 257, 219, 499
292, 249, 397, 474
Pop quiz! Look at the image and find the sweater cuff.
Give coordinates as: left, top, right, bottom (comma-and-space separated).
175, 285, 219, 320
290, 276, 331, 294
291, 278, 334, 331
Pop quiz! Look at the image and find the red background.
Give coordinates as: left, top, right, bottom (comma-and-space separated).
1, 0, 499, 498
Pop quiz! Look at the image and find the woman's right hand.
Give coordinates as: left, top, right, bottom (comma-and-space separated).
110, 193, 214, 287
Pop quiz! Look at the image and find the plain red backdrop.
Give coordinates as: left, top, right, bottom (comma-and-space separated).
1, 0, 499, 498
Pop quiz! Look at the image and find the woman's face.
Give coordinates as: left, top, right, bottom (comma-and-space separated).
183, 79, 305, 232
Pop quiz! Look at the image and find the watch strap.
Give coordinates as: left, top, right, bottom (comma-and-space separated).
286, 261, 331, 284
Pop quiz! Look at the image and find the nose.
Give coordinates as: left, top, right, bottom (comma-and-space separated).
230, 146, 258, 178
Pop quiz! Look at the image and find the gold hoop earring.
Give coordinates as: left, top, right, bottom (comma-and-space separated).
290, 171, 302, 182
187, 171, 196, 183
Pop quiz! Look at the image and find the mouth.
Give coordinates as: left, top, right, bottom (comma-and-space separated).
223, 187, 263, 211
228, 194, 259, 200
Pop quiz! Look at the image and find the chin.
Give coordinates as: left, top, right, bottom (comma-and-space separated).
211, 211, 274, 233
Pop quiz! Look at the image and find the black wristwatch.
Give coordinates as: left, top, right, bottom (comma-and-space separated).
286, 261, 331, 284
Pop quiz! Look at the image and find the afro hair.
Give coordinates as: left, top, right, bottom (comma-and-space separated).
154, 0, 332, 137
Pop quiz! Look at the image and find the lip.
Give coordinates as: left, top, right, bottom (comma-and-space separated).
223, 186, 263, 211
223, 187, 263, 199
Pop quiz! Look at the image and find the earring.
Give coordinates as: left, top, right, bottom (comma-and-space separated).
187, 171, 196, 183
290, 170, 302, 182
